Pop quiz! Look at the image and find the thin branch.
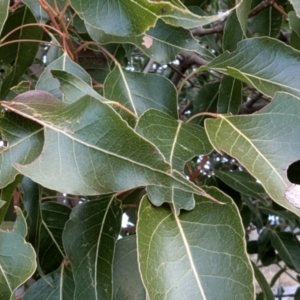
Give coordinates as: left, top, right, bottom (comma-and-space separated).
192, 22, 224, 37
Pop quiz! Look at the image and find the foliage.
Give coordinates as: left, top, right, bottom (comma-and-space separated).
0, 0, 300, 299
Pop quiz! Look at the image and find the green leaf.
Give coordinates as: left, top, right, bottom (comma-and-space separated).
190, 82, 219, 125
87, 20, 213, 64
10, 81, 31, 95
0, 110, 43, 189
0, 0, 9, 35
70, 0, 232, 37
214, 170, 267, 205
251, 261, 274, 300
2, 91, 214, 199
290, 0, 300, 17
222, 11, 244, 52
205, 92, 300, 216
270, 231, 300, 272
217, 75, 242, 114
135, 109, 212, 172
104, 67, 178, 118
22, 263, 75, 300
147, 186, 195, 215
36, 53, 92, 100
137, 188, 254, 300
0, 208, 36, 300
0, 6, 43, 98
204, 37, 300, 98
248, 0, 282, 38
39, 202, 71, 274
235, 0, 251, 36
63, 196, 122, 300
51, 69, 104, 103
113, 236, 146, 299
289, 11, 300, 38
0, 175, 22, 223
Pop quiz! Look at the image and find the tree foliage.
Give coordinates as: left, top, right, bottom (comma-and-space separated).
0, 0, 300, 299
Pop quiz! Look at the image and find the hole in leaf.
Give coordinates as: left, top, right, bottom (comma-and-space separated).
287, 160, 300, 184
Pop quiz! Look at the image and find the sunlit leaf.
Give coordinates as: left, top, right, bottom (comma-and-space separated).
0, 111, 43, 189
113, 236, 146, 299
235, 0, 251, 36
22, 263, 75, 300
205, 92, 300, 216
204, 37, 300, 98
137, 188, 254, 300
36, 53, 92, 100
104, 67, 178, 118
0, 208, 36, 300
290, 0, 300, 17
63, 196, 122, 300
0, 6, 43, 98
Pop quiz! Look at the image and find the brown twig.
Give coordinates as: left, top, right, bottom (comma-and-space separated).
189, 156, 209, 183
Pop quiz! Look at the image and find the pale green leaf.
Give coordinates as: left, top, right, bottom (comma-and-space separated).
235, 0, 251, 36
3, 91, 215, 201
0, 111, 43, 189
137, 188, 254, 300
104, 67, 178, 118
36, 53, 92, 100
135, 109, 212, 172
86, 20, 213, 64
0, 200, 4, 209
147, 186, 195, 215
0, 208, 36, 300
63, 196, 122, 300
22, 264, 75, 300
71, 0, 232, 37
217, 75, 242, 114
113, 236, 146, 300
290, 0, 300, 17
0, 0, 9, 35
205, 92, 300, 216
204, 37, 300, 98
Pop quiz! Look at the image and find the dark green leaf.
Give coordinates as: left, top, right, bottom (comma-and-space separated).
22, 263, 75, 300
270, 231, 300, 272
63, 196, 122, 300
137, 188, 254, 300
0, 6, 43, 98
217, 75, 242, 114
0, 175, 22, 223
113, 236, 146, 300
251, 261, 274, 300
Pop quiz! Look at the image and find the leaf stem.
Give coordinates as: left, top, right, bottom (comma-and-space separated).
186, 112, 219, 123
